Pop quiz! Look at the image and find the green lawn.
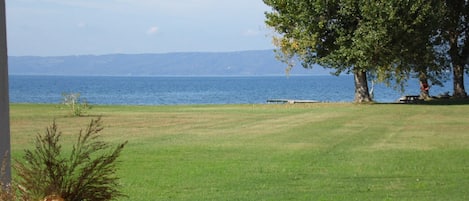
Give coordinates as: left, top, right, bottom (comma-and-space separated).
9, 103, 469, 201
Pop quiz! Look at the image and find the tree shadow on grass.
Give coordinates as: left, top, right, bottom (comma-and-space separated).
418, 98, 469, 105
380, 98, 469, 105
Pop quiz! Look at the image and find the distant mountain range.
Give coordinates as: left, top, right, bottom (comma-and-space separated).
8, 49, 330, 76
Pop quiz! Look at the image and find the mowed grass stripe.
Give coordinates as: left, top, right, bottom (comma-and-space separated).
9, 103, 469, 200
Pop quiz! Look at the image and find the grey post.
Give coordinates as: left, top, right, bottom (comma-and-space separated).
0, 0, 10, 185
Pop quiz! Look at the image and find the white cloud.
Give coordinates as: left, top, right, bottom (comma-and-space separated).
146, 26, 159, 35
243, 29, 260, 36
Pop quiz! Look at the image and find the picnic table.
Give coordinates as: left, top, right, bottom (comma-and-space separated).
398, 95, 421, 103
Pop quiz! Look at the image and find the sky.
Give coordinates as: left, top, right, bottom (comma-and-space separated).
6, 0, 275, 56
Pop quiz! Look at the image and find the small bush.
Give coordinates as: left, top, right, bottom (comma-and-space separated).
61, 93, 91, 117
14, 117, 127, 201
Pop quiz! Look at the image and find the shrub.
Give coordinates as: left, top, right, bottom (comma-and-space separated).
61, 93, 91, 117
14, 117, 128, 201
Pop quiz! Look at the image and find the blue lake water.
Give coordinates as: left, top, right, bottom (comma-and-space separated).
8, 75, 462, 105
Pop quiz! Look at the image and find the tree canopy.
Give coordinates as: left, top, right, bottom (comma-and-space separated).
264, 0, 446, 102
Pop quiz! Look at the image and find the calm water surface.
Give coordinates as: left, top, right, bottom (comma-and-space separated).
9, 75, 459, 105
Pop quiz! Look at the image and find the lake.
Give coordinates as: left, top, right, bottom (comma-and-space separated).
8, 75, 461, 105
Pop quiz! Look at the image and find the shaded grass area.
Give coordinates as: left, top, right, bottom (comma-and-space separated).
10, 103, 469, 200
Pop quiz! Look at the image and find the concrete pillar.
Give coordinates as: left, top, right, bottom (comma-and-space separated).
0, 0, 10, 185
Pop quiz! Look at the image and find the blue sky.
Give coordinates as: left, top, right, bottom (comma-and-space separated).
6, 0, 275, 56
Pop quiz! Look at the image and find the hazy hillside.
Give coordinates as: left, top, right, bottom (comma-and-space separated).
9, 50, 330, 76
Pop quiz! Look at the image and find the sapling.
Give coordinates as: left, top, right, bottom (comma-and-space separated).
15, 118, 127, 201
61, 93, 91, 117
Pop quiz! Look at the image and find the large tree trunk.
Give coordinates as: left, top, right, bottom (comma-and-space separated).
354, 70, 373, 103
448, 27, 467, 98
453, 63, 467, 98
419, 72, 430, 99
0, 0, 10, 185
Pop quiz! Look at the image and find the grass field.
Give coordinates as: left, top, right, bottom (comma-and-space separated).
9, 103, 469, 200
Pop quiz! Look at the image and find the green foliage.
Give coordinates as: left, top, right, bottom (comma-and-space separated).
61, 93, 91, 117
437, 1, 469, 97
14, 118, 127, 201
264, 0, 444, 101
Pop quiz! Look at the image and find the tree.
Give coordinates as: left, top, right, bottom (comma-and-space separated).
0, 0, 10, 186
392, 1, 446, 99
439, 0, 469, 98
264, 0, 441, 102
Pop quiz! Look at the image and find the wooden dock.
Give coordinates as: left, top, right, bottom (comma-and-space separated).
267, 99, 320, 104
